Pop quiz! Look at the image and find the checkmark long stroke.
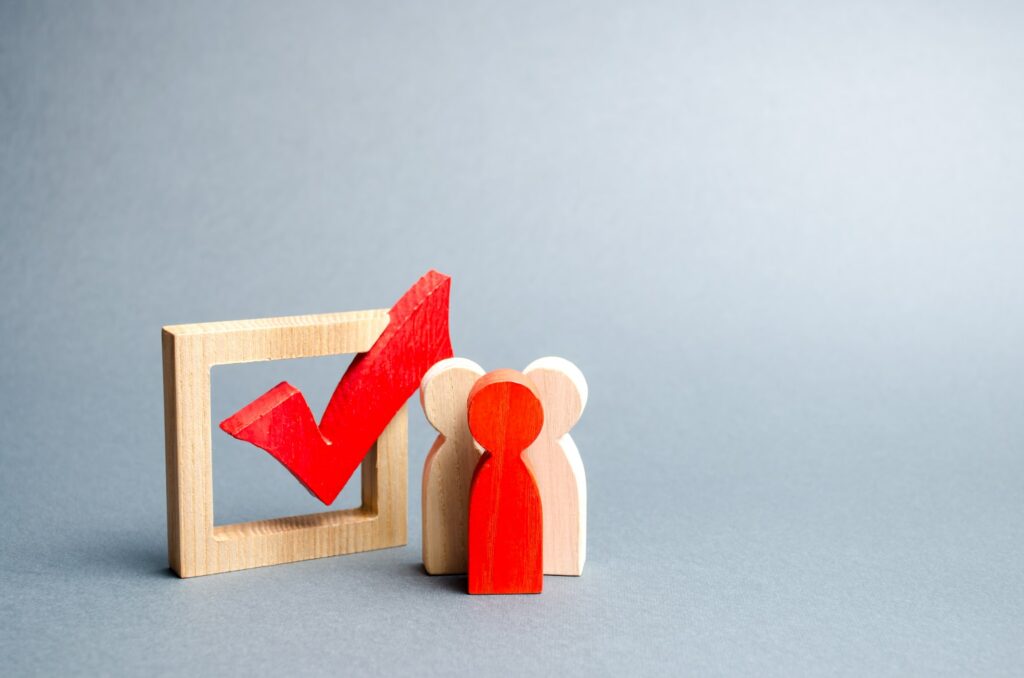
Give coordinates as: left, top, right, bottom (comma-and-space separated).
220, 270, 454, 505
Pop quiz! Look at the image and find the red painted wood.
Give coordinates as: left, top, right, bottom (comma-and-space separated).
220, 270, 454, 505
466, 369, 545, 595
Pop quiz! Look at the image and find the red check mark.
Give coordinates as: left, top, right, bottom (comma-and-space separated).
219, 270, 454, 504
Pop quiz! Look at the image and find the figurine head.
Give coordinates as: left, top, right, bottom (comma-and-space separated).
467, 369, 544, 457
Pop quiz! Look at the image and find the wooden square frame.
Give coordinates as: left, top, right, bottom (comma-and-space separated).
162, 309, 407, 578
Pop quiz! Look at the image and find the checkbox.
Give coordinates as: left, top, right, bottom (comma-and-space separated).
162, 309, 407, 578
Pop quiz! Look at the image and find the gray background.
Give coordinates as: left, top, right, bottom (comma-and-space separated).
1, 1, 1022, 675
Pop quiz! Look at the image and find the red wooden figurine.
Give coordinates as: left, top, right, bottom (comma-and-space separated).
466, 369, 545, 594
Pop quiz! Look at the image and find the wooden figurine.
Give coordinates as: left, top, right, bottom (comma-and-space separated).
420, 357, 486, 574
523, 357, 588, 576
467, 370, 545, 594
220, 270, 454, 504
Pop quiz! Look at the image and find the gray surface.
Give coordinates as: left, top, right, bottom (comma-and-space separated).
1, 1, 1022, 675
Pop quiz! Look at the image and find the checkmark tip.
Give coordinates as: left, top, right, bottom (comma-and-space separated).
220, 381, 301, 437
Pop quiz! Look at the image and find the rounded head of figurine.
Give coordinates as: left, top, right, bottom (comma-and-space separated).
523, 356, 587, 438
467, 369, 544, 457
419, 357, 486, 433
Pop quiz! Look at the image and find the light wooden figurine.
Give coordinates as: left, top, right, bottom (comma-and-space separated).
523, 357, 588, 576
420, 357, 485, 574
467, 370, 545, 594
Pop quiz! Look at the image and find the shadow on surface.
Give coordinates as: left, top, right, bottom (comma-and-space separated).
405, 562, 467, 593
68, 532, 178, 580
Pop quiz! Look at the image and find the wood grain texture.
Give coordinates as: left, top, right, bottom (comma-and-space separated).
219, 270, 453, 504
467, 370, 545, 594
162, 309, 407, 578
523, 357, 588, 576
420, 357, 485, 574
